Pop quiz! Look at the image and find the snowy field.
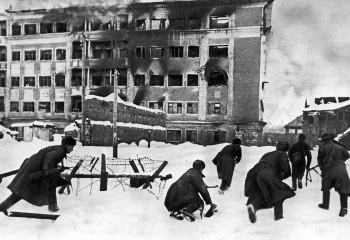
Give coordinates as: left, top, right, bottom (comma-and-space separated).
1, 133, 350, 240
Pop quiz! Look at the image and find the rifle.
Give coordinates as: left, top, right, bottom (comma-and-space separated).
305, 165, 320, 187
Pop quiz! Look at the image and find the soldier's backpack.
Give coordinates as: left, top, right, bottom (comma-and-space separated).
292, 152, 303, 163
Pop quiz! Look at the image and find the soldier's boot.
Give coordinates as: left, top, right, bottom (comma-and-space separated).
0, 194, 21, 216
292, 177, 297, 191
318, 191, 330, 210
48, 187, 59, 212
247, 204, 256, 223
297, 178, 303, 189
274, 201, 283, 221
339, 193, 348, 217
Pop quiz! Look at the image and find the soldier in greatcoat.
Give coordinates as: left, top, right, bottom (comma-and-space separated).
317, 133, 350, 217
0, 136, 76, 215
212, 138, 242, 194
244, 142, 295, 223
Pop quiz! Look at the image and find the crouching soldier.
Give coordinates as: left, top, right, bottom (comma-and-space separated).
0, 136, 76, 215
164, 160, 216, 222
244, 142, 295, 223
317, 133, 350, 217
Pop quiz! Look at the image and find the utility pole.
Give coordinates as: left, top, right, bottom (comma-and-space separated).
81, 31, 87, 146
113, 69, 118, 157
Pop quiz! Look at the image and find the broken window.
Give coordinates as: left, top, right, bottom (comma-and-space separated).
38, 102, 51, 112
167, 130, 182, 142
168, 75, 183, 86
72, 20, 85, 32
187, 74, 198, 86
24, 24, 37, 35
188, 18, 201, 29
0, 46, 6, 62
151, 19, 166, 30
55, 102, 64, 113
116, 69, 127, 86
71, 69, 83, 86
150, 75, 164, 86
23, 102, 34, 112
40, 22, 53, 34
24, 50, 36, 61
150, 47, 164, 58
56, 49, 66, 60
10, 101, 19, 112
168, 19, 186, 30
0, 21, 6, 36
118, 14, 129, 29
40, 49, 52, 61
208, 70, 228, 86
207, 130, 226, 144
56, 22, 67, 33
91, 41, 112, 59
72, 42, 82, 59
71, 96, 82, 112
186, 102, 198, 114
24, 76, 35, 87
186, 130, 197, 142
208, 103, 223, 115
39, 76, 51, 87
0, 71, 5, 87
168, 102, 182, 114
209, 45, 228, 57
11, 76, 20, 87
0, 96, 4, 112
188, 46, 199, 58
149, 102, 163, 111
91, 68, 114, 86
135, 46, 145, 59
135, 19, 146, 30
134, 74, 145, 86
12, 51, 20, 61
55, 74, 65, 87
210, 16, 229, 29
169, 46, 183, 58
12, 23, 21, 36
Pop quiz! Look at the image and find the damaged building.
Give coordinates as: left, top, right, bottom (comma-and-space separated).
0, 0, 273, 145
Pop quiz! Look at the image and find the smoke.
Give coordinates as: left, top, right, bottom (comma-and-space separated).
264, 0, 350, 130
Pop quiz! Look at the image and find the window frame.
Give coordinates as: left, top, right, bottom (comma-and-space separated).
186, 101, 199, 114
167, 102, 183, 114
12, 51, 21, 61
24, 50, 37, 61
23, 76, 36, 87
11, 76, 21, 87
24, 23, 37, 35
169, 46, 184, 58
40, 49, 53, 61
23, 101, 35, 112
56, 48, 66, 61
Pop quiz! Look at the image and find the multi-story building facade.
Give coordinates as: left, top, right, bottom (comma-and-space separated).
0, 0, 273, 145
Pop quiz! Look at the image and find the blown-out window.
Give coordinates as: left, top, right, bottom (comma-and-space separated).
55, 74, 65, 87
10, 101, 19, 112
150, 75, 164, 86
40, 22, 53, 34
56, 49, 66, 60
118, 14, 129, 29
168, 102, 182, 114
187, 74, 198, 86
23, 76, 35, 87
151, 19, 166, 30
168, 75, 183, 86
12, 51, 20, 61
134, 74, 145, 86
168, 19, 186, 30
24, 24, 36, 35
135, 46, 145, 59
56, 22, 67, 33
167, 130, 181, 142
23, 102, 35, 112
135, 19, 146, 30
210, 16, 229, 29
12, 23, 21, 36
38, 102, 51, 112
150, 47, 164, 58
186, 102, 198, 114
169, 46, 183, 58
55, 102, 64, 113
209, 45, 228, 57
149, 102, 163, 111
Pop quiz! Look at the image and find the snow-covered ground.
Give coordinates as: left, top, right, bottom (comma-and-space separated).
1, 133, 349, 240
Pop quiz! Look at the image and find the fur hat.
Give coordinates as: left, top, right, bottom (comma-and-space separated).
193, 159, 205, 170
232, 138, 242, 145
321, 133, 332, 142
61, 136, 77, 146
298, 134, 306, 141
276, 141, 289, 152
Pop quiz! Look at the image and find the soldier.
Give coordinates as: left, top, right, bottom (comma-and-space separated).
317, 133, 350, 217
288, 133, 312, 191
244, 142, 295, 223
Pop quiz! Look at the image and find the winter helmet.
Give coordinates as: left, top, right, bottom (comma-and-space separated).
321, 133, 332, 142
232, 138, 242, 145
276, 141, 289, 152
61, 136, 77, 146
298, 134, 306, 141
193, 159, 205, 170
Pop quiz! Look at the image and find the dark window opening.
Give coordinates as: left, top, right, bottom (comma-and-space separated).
0, 21, 6, 36
24, 76, 35, 87
24, 24, 36, 35
12, 51, 20, 61
168, 102, 182, 114
188, 18, 201, 29
10, 101, 19, 112
0, 71, 5, 87
208, 70, 228, 86
188, 46, 199, 58
117, 69, 127, 86
149, 102, 163, 111
71, 96, 82, 112
55, 102, 64, 113
11, 76, 20, 87
135, 19, 146, 30
119, 14, 129, 29
72, 21, 85, 32
151, 19, 166, 30
186, 130, 197, 142
209, 45, 228, 57
39, 76, 51, 87
72, 42, 82, 59
38, 102, 51, 112
40, 22, 53, 34
91, 41, 112, 59
23, 102, 34, 112
119, 48, 128, 58
208, 103, 222, 114
187, 102, 198, 114
12, 24, 21, 36
134, 74, 145, 86
40, 49, 52, 61
187, 74, 198, 86
167, 130, 181, 142
169, 46, 183, 58
150, 47, 164, 58
0, 46, 7, 61
56, 22, 67, 33
24, 50, 36, 61
56, 49, 66, 60
55, 74, 65, 87
135, 47, 145, 59
207, 130, 226, 145
168, 19, 186, 30
168, 75, 183, 86
210, 16, 229, 29
0, 96, 4, 112
71, 69, 82, 86
150, 75, 164, 86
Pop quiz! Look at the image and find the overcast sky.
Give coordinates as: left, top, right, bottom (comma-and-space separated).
1, 0, 349, 129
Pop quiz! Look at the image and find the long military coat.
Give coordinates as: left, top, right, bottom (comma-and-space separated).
288, 141, 312, 178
